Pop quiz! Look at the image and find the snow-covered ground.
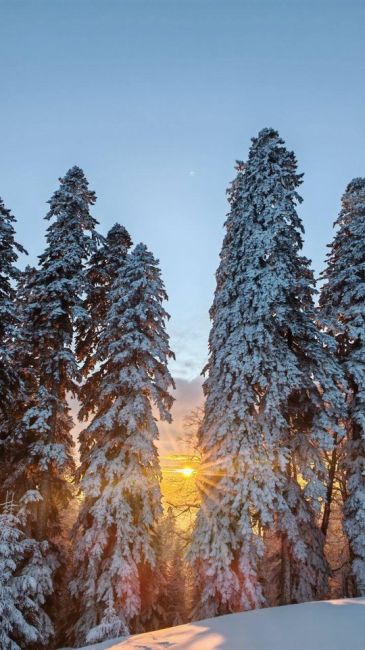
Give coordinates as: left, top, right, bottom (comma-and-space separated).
64, 598, 365, 650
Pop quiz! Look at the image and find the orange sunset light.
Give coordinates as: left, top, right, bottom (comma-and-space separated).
176, 466, 195, 478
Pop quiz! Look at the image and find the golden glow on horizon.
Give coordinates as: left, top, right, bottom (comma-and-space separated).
160, 454, 200, 528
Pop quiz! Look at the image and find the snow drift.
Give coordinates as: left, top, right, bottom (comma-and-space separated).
66, 597, 365, 650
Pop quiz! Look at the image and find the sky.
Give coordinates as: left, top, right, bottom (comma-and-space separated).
1, 0, 365, 450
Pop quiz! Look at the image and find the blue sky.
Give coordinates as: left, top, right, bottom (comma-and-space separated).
1, 0, 365, 435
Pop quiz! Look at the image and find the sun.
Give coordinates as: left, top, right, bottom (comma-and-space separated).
177, 467, 195, 478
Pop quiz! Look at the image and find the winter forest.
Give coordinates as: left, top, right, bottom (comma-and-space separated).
1, 126, 365, 649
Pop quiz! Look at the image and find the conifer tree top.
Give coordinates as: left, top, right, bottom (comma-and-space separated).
344, 176, 365, 194
320, 176, 365, 324
46, 165, 96, 214
0, 197, 27, 349
336, 177, 365, 224
107, 222, 132, 247
0, 197, 27, 297
43, 166, 99, 240
38, 165, 101, 277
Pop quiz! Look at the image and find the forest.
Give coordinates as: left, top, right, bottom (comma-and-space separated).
0, 127, 364, 649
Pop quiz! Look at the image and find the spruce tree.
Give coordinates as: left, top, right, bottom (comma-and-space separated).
0, 268, 57, 650
1, 168, 101, 645
320, 178, 365, 595
76, 222, 132, 375
15, 166, 101, 542
189, 129, 344, 616
4, 267, 44, 506
71, 243, 175, 645
0, 197, 26, 494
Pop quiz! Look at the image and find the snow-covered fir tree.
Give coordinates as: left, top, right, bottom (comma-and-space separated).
1, 168, 101, 645
71, 243, 175, 645
0, 492, 55, 650
76, 222, 132, 376
189, 128, 345, 616
0, 267, 58, 650
320, 178, 365, 596
13, 166, 102, 543
0, 197, 26, 495
3, 267, 42, 507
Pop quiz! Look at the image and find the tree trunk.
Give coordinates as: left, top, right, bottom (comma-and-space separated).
37, 367, 61, 540
321, 438, 338, 537
280, 534, 291, 605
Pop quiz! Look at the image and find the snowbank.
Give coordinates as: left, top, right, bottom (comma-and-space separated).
63, 597, 365, 650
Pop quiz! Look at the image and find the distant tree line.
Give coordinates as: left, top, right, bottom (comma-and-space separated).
0, 128, 364, 648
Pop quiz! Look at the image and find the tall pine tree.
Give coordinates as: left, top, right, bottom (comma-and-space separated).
0, 266, 57, 650
76, 222, 132, 376
1, 168, 101, 646
4, 267, 42, 507
189, 129, 344, 616
71, 243, 175, 645
0, 197, 26, 495
19, 166, 101, 541
320, 177, 365, 595
0, 166, 101, 600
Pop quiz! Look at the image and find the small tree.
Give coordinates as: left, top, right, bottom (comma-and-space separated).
158, 508, 188, 628
71, 243, 175, 645
320, 177, 365, 595
0, 492, 54, 650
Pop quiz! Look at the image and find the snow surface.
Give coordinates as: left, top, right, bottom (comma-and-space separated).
63, 598, 365, 650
